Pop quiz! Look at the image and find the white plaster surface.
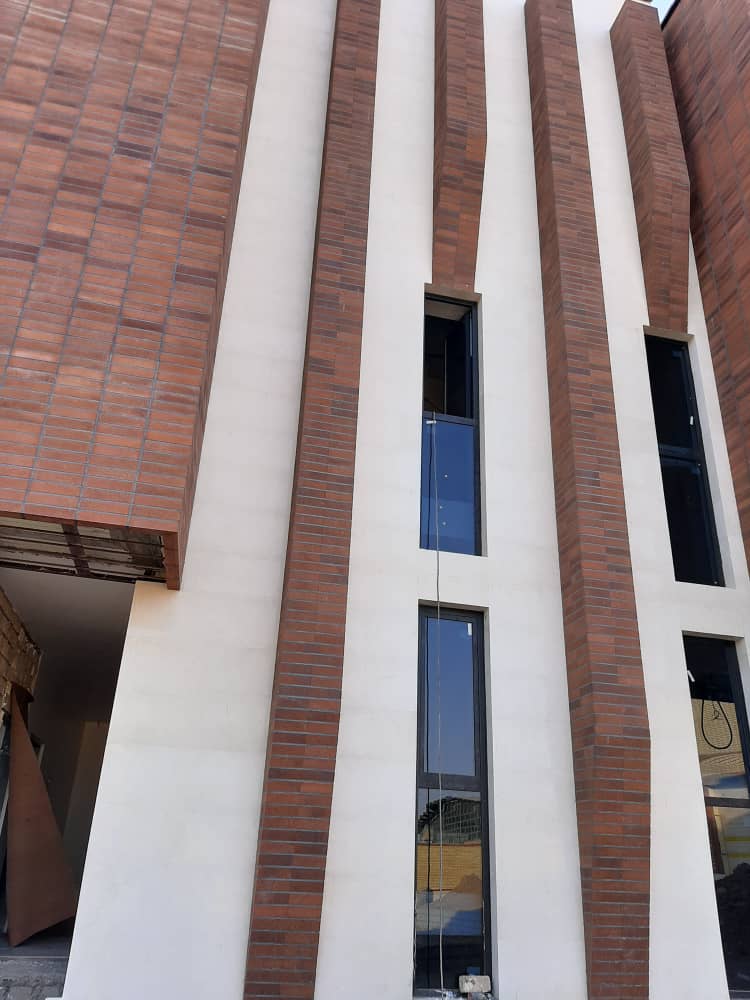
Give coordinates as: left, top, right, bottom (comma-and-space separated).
575, 0, 750, 995
58, 1, 337, 997
316, 2, 587, 998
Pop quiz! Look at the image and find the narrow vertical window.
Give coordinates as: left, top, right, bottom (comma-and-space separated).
685, 636, 750, 989
421, 298, 480, 555
645, 336, 723, 585
414, 607, 490, 992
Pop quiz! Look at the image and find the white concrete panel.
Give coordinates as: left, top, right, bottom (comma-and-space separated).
575, 0, 750, 995
314, 1, 432, 996
60, 1, 337, 997
476, 3, 587, 996
317, 1, 587, 997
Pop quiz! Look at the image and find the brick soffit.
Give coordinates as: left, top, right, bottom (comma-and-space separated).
0, 0, 272, 588
432, 0, 487, 292
525, 0, 651, 997
243, 1, 381, 998
611, 0, 690, 333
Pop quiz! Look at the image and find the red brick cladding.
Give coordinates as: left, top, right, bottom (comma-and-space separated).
0, 0, 271, 587
611, 0, 690, 333
664, 0, 750, 580
243, 1, 380, 998
432, 0, 486, 292
525, 1, 651, 997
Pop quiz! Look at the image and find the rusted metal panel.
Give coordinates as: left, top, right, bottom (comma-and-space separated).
6, 691, 76, 946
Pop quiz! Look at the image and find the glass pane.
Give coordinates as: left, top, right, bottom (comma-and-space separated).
422, 616, 476, 778
423, 313, 472, 418
692, 700, 749, 800
414, 789, 485, 990
421, 417, 478, 556
661, 458, 721, 585
685, 638, 750, 990
707, 804, 750, 990
645, 336, 695, 451
686, 636, 750, 801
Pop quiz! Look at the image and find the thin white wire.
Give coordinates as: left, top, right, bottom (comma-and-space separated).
431, 416, 445, 994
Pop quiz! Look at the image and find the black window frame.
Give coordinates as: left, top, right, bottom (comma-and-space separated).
421, 296, 482, 557
645, 335, 724, 586
413, 605, 491, 996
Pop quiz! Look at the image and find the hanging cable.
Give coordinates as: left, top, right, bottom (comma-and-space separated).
701, 698, 733, 751
430, 415, 445, 994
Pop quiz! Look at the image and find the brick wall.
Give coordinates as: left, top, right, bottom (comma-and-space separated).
0, 0, 270, 587
611, 0, 690, 334
525, 1, 651, 996
664, 0, 750, 581
432, 0, 486, 292
243, 1, 380, 997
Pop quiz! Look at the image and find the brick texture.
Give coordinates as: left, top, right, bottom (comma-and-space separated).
525, 1, 651, 996
664, 0, 750, 583
0, 0, 270, 587
243, 2, 380, 998
432, 0, 486, 292
611, 0, 690, 333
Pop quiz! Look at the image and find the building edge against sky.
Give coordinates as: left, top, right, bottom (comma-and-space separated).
1, 0, 750, 999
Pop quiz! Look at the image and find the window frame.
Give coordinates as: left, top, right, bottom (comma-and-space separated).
645, 335, 724, 586
413, 605, 492, 996
421, 296, 482, 557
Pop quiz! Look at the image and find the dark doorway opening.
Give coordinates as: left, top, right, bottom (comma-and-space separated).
0, 568, 133, 997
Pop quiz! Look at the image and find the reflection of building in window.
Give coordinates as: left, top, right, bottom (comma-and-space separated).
414, 608, 488, 991
417, 795, 482, 843
685, 635, 750, 990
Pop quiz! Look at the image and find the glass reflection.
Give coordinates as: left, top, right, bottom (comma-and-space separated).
661, 459, 719, 585
708, 804, 750, 990
421, 417, 477, 556
646, 337, 694, 451
691, 698, 749, 801
685, 636, 750, 991
422, 616, 476, 777
414, 790, 484, 990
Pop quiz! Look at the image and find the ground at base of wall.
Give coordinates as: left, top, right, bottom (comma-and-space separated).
0, 954, 67, 1000
0, 986, 63, 1000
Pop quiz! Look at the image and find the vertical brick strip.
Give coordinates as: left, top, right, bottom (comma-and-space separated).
243, 2, 380, 998
525, 1, 651, 997
611, 0, 690, 333
0, 0, 271, 586
432, 0, 486, 292
664, 0, 750, 580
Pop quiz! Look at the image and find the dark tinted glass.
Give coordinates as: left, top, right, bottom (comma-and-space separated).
421, 616, 476, 777
645, 336, 695, 450
414, 789, 485, 990
423, 313, 472, 418
685, 637, 750, 990
661, 459, 721, 585
709, 803, 750, 990
686, 636, 750, 801
421, 417, 478, 556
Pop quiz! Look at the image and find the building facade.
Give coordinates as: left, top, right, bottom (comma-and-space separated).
0, 0, 750, 997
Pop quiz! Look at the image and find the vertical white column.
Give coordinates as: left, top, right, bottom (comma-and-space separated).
475, 2, 587, 994
60, 2, 336, 998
